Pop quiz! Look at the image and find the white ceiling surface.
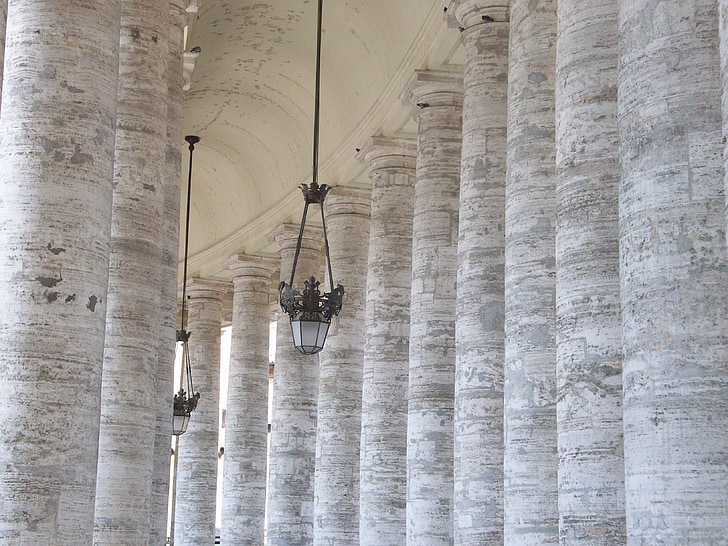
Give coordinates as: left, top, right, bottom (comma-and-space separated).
180, 0, 463, 281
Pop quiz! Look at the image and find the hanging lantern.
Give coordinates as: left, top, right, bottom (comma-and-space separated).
172, 135, 202, 435
278, 0, 343, 355
279, 182, 344, 355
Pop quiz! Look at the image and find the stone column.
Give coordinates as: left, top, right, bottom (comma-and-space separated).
220, 255, 276, 545
0, 0, 7, 111
149, 2, 188, 544
355, 137, 416, 546
93, 2, 169, 543
401, 69, 462, 545
555, 0, 625, 544
174, 278, 229, 545
447, 2, 508, 544
267, 223, 324, 545
504, 0, 558, 544
313, 187, 371, 546
0, 2, 119, 542
619, 1, 728, 542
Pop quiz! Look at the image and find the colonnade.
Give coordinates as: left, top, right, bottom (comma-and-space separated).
0, 0, 727, 545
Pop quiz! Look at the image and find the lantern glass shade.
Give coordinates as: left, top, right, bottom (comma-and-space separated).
173, 411, 191, 436
291, 311, 330, 354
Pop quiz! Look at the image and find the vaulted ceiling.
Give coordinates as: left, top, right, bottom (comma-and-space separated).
180, 0, 463, 281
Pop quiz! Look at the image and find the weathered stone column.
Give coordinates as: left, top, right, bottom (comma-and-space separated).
221, 255, 276, 545
555, 0, 625, 544
149, 2, 188, 544
504, 0, 558, 543
175, 278, 229, 545
401, 69, 462, 545
619, 1, 728, 542
267, 223, 324, 545
313, 187, 370, 545
447, 2, 508, 544
0, 0, 7, 111
355, 136, 416, 546
93, 2, 169, 543
0, 2, 120, 542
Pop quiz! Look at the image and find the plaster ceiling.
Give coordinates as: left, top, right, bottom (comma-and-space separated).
180, 0, 464, 281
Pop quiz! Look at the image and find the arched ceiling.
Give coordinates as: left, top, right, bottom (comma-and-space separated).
181, 0, 463, 280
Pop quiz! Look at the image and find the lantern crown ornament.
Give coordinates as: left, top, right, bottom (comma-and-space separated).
172, 135, 202, 436
278, 0, 343, 355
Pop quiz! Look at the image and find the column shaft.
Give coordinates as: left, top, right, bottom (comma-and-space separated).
356, 137, 416, 546
0, 0, 6, 111
93, 1, 169, 543
221, 256, 276, 545
402, 70, 462, 545
313, 187, 370, 545
267, 224, 324, 545
449, 3, 508, 544
555, 0, 625, 543
150, 4, 187, 544
174, 279, 228, 544
619, 1, 728, 542
504, 0, 559, 543
0, 1, 120, 542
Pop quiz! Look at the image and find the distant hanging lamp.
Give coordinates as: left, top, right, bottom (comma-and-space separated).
173, 135, 202, 436
278, 0, 343, 355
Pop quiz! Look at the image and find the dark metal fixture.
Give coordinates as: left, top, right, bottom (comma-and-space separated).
278, 0, 343, 355
173, 135, 201, 436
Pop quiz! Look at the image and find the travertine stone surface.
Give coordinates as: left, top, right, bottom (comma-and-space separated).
448, 2, 508, 544
504, 0, 559, 544
401, 69, 463, 545
721, 1, 728, 241
314, 187, 371, 546
555, 1, 625, 544
267, 223, 324, 546
93, 2, 169, 543
150, 4, 188, 544
175, 278, 229, 545
221, 255, 276, 545
355, 137, 416, 546
0, 2, 120, 543
619, 1, 728, 542
0, 0, 6, 110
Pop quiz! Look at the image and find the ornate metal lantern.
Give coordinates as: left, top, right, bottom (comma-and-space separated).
279, 182, 344, 354
172, 135, 202, 435
278, 0, 343, 355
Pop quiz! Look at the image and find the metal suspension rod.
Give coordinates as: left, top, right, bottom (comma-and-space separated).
311, 0, 323, 185
181, 135, 200, 332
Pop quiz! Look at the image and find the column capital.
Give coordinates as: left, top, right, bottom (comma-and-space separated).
228, 254, 278, 281
446, 1, 509, 29
324, 186, 371, 218
186, 277, 231, 301
170, 1, 190, 30
355, 135, 417, 171
400, 69, 463, 108
267, 222, 325, 254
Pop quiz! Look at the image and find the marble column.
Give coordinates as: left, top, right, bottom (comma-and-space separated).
447, 2, 508, 544
313, 187, 371, 546
355, 137, 416, 546
0, 2, 120, 542
93, 1, 169, 543
149, 4, 188, 544
504, 0, 558, 543
401, 69, 462, 545
174, 278, 229, 545
619, 1, 728, 542
221, 255, 276, 545
267, 223, 324, 545
555, 0, 625, 544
